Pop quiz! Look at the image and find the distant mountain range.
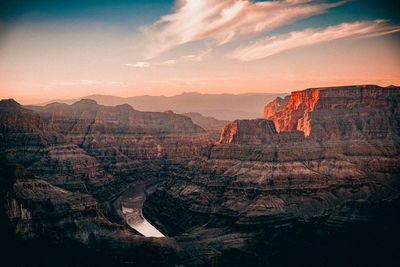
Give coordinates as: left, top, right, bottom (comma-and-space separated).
39, 92, 288, 121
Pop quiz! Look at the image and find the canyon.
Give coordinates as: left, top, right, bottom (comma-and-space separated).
144, 85, 400, 265
1, 85, 399, 266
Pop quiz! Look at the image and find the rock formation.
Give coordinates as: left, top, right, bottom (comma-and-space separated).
0, 160, 178, 266
1, 99, 211, 199
183, 112, 230, 141
0, 99, 211, 265
39, 92, 288, 121
144, 85, 400, 266
1, 84, 400, 266
264, 85, 400, 138
263, 95, 290, 118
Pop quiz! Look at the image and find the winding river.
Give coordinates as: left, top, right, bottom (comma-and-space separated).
120, 183, 165, 238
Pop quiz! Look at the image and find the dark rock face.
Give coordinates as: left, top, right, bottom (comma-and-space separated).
1, 100, 211, 199
0, 99, 211, 266
0, 160, 179, 266
183, 112, 230, 141
144, 85, 400, 266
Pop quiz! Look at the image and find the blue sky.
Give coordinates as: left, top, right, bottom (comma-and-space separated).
2, 1, 399, 30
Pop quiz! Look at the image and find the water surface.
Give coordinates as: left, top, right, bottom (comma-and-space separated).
121, 183, 164, 238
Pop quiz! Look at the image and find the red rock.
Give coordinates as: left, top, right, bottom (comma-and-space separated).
263, 95, 290, 119
266, 85, 400, 139
218, 119, 278, 145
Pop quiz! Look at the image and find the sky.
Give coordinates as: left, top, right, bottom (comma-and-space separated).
0, 0, 399, 104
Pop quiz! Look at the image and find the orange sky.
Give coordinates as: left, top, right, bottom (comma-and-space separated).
0, 0, 399, 105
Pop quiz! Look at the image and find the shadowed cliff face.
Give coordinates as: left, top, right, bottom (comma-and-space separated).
0, 99, 214, 265
0, 159, 179, 266
1, 99, 211, 200
183, 112, 230, 141
144, 85, 400, 266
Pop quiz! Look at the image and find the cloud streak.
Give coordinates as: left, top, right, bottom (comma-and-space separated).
125, 47, 212, 68
142, 0, 347, 58
125, 62, 150, 68
229, 20, 400, 61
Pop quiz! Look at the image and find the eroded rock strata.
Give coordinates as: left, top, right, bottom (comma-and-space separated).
1, 85, 400, 266
0, 161, 178, 266
183, 112, 230, 141
2, 99, 211, 199
144, 85, 400, 266
0, 99, 211, 266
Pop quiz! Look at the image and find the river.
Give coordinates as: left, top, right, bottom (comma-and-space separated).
120, 182, 165, 238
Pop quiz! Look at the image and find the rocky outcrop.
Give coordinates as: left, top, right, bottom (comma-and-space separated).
217, 119, 307, 145
183, 112, 230, 141
263, 95, 290, 118
218, 119, 278, 144
265, 85, 400, 138
144, 85, 400, 266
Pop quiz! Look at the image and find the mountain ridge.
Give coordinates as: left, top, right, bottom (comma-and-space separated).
35, 92, 288, 121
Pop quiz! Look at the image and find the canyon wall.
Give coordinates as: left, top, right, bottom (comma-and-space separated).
264, 85, 400, 138
1, 85, 399, 266
183, 112, 230, 141
0, 99, 212, 265
1, 99, 211, 200
144, 85, 400, 266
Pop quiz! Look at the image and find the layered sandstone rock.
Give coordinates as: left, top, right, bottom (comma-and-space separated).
0, 99, 213, 265
183, 112, 230, 141
0, 99, 211, 199
0, 162, 179, 266
2, 84, 400, 266
265, 85, 400, 138
218, 119, 277, 144
144, 85, 400, 265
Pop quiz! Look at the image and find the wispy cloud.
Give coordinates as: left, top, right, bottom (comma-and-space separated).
229, 20, 400, 61
142, 0, 346, 58
126, 47, 212, 68
125, 61, 150, 68
158, 47, 213, 65
181, 47, 212, 62
158, 59, 178, 65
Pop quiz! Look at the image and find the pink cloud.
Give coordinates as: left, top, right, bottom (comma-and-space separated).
229, 20, 400, 61
142, 0, 347, 58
